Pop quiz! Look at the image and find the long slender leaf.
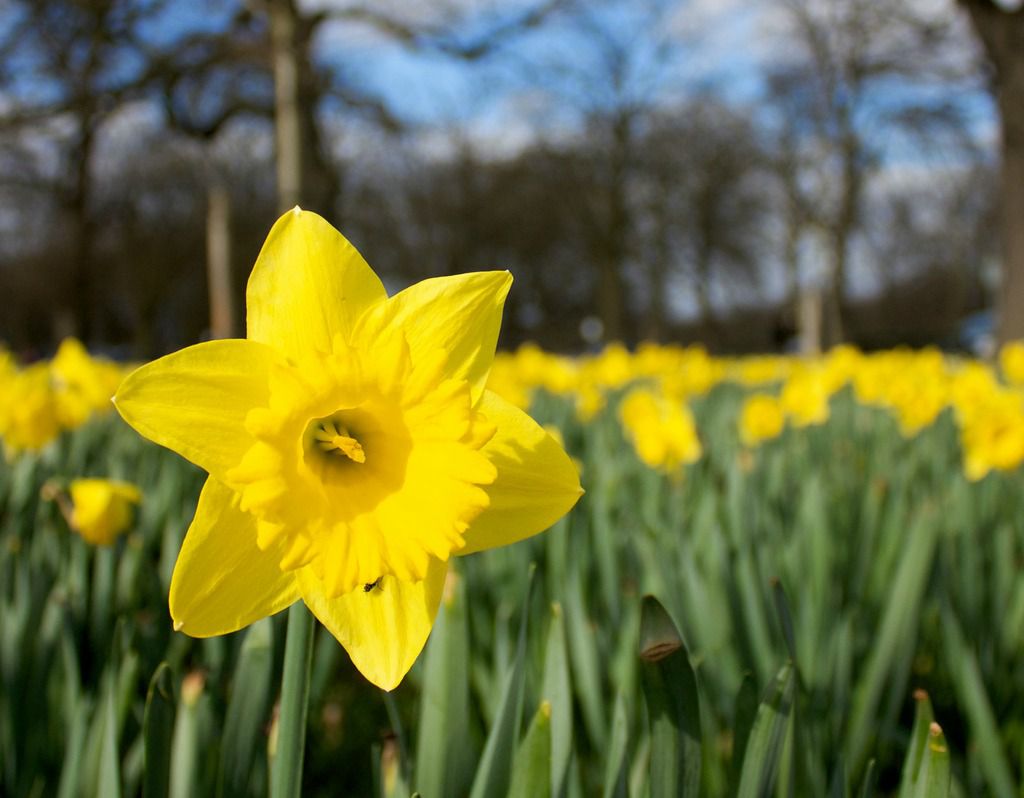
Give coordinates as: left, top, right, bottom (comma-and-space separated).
736, 661, 796, 798
508, 702, 552, 798
143, 663, 175, 798
639, 595, 702, 798
468, 565, 535, 798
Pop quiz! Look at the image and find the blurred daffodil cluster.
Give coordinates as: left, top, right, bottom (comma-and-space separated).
7, 335, 1024, 484
619, 386, 702, 473
486, 340, 1024, 481
0, 338, 128, 456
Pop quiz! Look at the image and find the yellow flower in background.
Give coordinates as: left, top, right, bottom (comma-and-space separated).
949, 361, 1000, 426
821, 344, 861, 394
657, 346, 724, 399
114, 208, 582, 691
739, 393, 785, 447
51, 337, 124, 429
589, 342, 634, 390
960, 389, 1024, 481
733, 355, 790, 387
574, 382, 606, 422
619, 387, 701, 473
999, 340, 1024, 386
0, 363, 61, 455
780, 368, 830, 428
890, 378, 947, 438
69, 478, 142, 546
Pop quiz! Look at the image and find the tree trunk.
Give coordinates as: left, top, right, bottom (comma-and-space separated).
646, 199, 670, 341
798, 287, 823, 355
206, 183, 235, 339
271, 0, 303, 212
999, 133, 1024, 343
694, 234, 716, 345
66, 119, 97, 344
823, 227, 847, 347
823, 125, 861, 348
960, 1, 1024, 344
597, 113, 631, 343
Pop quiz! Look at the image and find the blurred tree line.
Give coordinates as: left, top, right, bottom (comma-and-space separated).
0, 0, 1008, 357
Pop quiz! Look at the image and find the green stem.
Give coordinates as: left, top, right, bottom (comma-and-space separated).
271, 603, 315, 798
383, 690, 411, 785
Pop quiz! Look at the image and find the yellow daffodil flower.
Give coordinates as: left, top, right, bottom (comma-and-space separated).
1000, 340, 1024, 386
619, 387, 702, 473
886, 372, 947, 438
114, 208, 582, 690
69, 478, 142, 546
739, 393, 785, 447
0, 363, 61, 456
51, 337, 124, 429
780, 368, 830, 428
960, 389, 1024, 481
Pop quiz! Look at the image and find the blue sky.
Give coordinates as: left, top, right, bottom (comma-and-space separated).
313, 0, 772, 128
305, 0, 993, 166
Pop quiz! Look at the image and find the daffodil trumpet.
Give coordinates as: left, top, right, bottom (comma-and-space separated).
114, 208, 583, 691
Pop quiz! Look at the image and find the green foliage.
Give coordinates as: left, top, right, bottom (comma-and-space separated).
1, 387, 1023, 796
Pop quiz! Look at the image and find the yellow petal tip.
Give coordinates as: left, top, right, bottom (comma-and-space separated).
291, 205, 302, 216
173, 619, 184, 632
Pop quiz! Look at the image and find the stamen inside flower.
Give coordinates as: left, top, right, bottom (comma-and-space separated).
313, 419, 366, 463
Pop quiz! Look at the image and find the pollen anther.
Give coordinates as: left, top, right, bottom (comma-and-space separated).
314, 420, 366, 463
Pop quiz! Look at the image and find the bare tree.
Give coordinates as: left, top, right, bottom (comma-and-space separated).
767, 0, 980, 346
637, 101, 772, 341
520, 0, 690, 343
958, 1, 1024, 343
0, 0, 164, 342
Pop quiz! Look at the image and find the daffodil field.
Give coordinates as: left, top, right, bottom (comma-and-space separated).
6, 335, 1024, 797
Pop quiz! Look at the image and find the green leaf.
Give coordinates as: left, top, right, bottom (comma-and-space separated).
541, 602, 573, 798
143, 663, 175, 798
414, 573, 473, 798
940, 609, 1016, 796
468, 565, 535, 798
508, 702, 553, 798
846, 512, 939, 771
95, 680, 122, 798
564, 563, 607, 749
736, 661, 796, 798
858, 760, 877, 798
219, 618, 274, 797
270, 602, 315, 798
639, 595, 702, 798
912, 724, 951, 798
57, 700, 90, 798
731, 673, 758, 793
602, 692, 630, 798
169, 672, 205, 798
898, 690, 934, 796
770, 579, 798, 668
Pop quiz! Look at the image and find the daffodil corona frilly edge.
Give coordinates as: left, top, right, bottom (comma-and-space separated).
113, 208, 583, 691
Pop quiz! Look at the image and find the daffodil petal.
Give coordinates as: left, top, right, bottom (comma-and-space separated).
114, 339, 275, 481
247, 208, 387, 358
360, 271, 512, 401
459, 390, 583, 555
170, 478, 299, 636
296, 558, 447, 691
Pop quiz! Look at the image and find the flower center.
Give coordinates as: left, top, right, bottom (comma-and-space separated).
313, 419, 366, 463
228, 336, 499, 597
